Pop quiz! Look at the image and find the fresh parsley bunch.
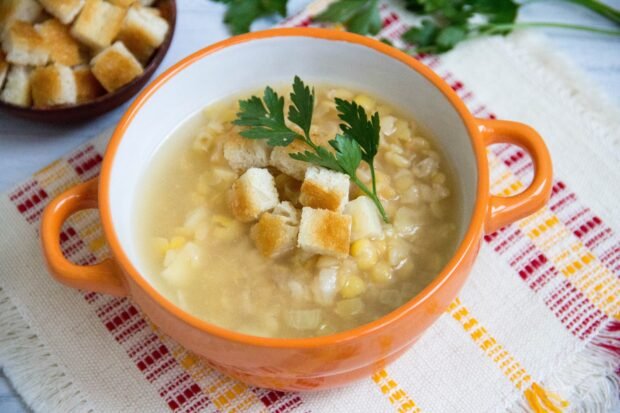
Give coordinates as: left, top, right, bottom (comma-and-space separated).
233, 76, 389, 222
213, 0, 620, 54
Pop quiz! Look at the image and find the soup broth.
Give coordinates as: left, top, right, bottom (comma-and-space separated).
135, 85, 461, 338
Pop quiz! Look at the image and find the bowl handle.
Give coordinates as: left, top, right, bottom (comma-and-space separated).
477, 119, 553, 234
40, 178, 127, 297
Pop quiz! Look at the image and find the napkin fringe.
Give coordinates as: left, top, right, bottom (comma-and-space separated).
0, 286, 92, 413
509, 320, 620, 413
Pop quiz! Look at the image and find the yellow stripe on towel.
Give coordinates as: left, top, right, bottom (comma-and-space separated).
372, 369, 422, 413
448, 298, 568, 412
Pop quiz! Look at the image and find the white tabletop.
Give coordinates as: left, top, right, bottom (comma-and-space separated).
1, 0, 619, 411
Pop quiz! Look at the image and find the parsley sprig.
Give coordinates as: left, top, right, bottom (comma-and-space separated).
233, 76, 389, 222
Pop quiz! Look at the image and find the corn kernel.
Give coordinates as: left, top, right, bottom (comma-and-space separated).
432, 172, 446, 185
340, 274, 366, 298
212, 214, 235, 227
393, 119, 412, 142
168, 236, 186, 249
335, 298, 364, 317
394, 173, 415, 192
371, 262, 393, 284
411, 136, 430, 150
385, 151, 410, 168
353, 94, 376, 112
373, 238, 387, 256
152, 237, 169, 254
350, 238, 378, 270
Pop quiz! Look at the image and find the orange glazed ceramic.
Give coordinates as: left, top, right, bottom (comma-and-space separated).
40, 28, 553, 391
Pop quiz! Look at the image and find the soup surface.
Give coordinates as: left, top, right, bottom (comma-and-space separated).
135, 84, 461, 338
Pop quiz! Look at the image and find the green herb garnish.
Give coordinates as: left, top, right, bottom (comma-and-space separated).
213, 0, 287, 35
233, 76, 389, 222
314, 0, 382, 35
213, 0, 620, 50
318, 0, 620, 53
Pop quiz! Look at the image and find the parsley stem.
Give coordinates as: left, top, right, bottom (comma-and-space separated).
369, 163, 378, 197
561, 0, 620, 25
479, 22, 620, 36
350, 176, 389, 223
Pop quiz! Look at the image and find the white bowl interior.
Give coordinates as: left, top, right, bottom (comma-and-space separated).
108, 35, 478, 283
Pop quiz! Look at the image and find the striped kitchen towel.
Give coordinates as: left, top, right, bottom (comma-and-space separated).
1, 2, 619, 412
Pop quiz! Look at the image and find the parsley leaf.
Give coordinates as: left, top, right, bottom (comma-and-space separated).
334, 98, 380, 165
288, 76, 315, 139
290, 146, 342, 172
401, 19, 440, 48
219, 0, 287, 35
329, 134, 362, 177
315, 0, 383, 35
233, 87, 299, 146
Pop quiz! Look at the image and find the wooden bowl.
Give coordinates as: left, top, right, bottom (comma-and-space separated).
0, 0, 176, 123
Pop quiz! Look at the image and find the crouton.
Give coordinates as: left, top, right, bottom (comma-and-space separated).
2, 21, 49, 66
108, 0, 138, 7
70, 0, 125, 50
270, 140, 311, 180
0, 0, 42, 33
299, 166, 350, 212
0, 51, 8, 89
31, 63, 76, 107
0, 65, 31, 106
91, 41, 143, 92
230, 168, 279, 223
35, 19, 85, 66
298, 207, 351, 258
116, 6, 169, 64
38, 0, 84, 25
223, 133, 271, 172
251, 211, 299, 258
344, 196, 383, 241
73, 64, 104, 102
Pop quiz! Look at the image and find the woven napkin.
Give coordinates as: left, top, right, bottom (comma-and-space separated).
1, 2, 619, 412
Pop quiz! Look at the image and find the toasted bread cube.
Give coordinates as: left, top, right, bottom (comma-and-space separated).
298, 207, 351, 258
230, 168, 279, 223
108, 0, 138, 7
344, 196, 383, 241
35, 19, 85, 66
116, 6, 169, 64
38, 0, 84, 24
2, 21, 49, 66
0, 65, 31, 106
70, 0, 125, 50
270, 140, 311, 180
73, 64, 103, 102
300, 166, 350, 212
0, 0, 42, 32
31, 63, 76, 107
0, 51, 8, 89
223, 133, 271, 172
91, 41, 143, 92
251, 212, 299, 258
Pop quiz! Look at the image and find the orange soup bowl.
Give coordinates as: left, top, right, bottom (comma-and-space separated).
40, 28, 553, 391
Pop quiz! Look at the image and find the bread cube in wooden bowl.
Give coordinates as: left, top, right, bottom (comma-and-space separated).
0, 0, 176, 123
